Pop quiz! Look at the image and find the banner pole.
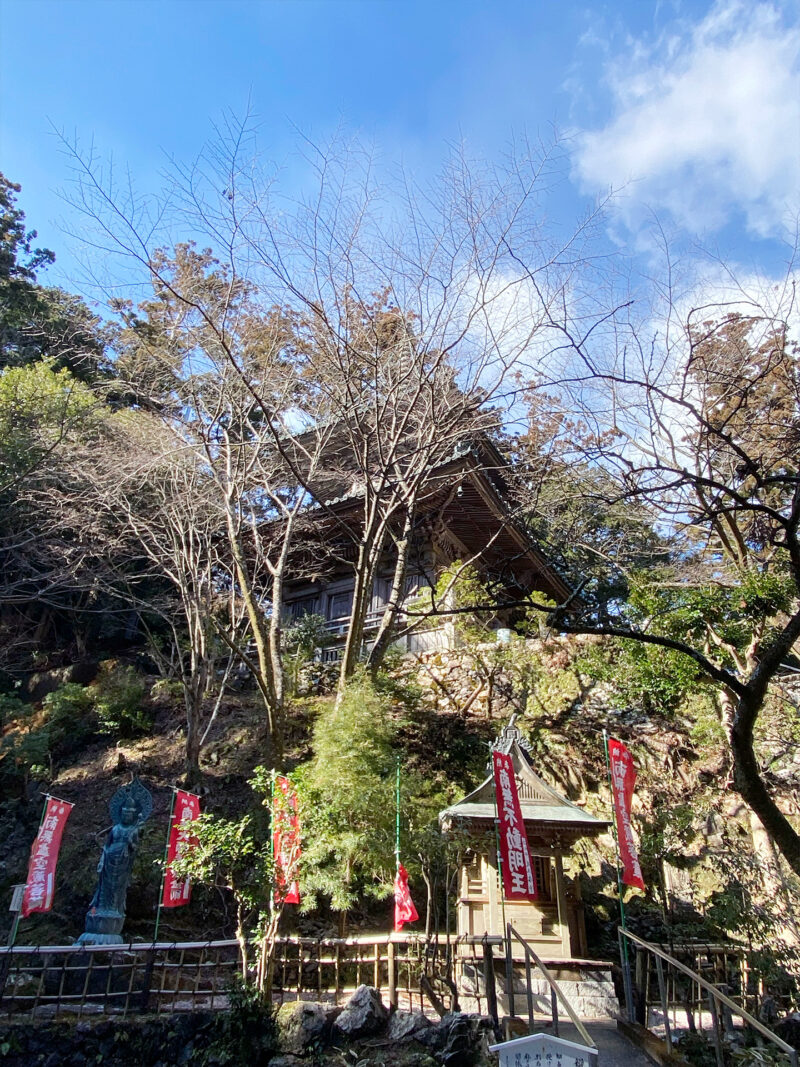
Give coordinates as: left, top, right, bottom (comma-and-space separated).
395, 755, 401, 871
603, 730, 628, 931
491, 753, 508, 937
14, 794, 51, 945
154, 788, 177, 944
269, 770, 277, 923
604, 729, 635, 1020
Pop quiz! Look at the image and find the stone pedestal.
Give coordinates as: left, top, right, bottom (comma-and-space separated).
75, 907, 125, 946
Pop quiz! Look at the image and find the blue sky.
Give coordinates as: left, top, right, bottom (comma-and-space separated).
2, 0, 799, 291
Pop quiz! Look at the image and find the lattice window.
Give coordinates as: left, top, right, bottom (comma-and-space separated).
532, 856, 552, 900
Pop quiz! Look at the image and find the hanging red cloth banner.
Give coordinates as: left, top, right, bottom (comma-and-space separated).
161, 790, 201, 908
273, 775, 300, 905
492, 751, 537, 900
608, 737, 645, 890
21, 797, 73, 917
394, 863, 419, 931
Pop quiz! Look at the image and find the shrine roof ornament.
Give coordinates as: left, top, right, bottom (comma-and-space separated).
492, 716, 533, 757
439, 717, 608, 839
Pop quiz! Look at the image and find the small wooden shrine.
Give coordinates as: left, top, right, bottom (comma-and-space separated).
439, 721, 608, 959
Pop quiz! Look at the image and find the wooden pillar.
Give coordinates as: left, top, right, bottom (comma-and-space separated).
387, 940, 397, 1009
554, 854, 570, 959
487, 841, 500, 936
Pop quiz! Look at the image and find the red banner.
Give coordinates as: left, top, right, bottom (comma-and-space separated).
608, 738, 645, 890
21, 797, 73, 917
273, 775, 300, 905
161, 790, 201, 908
492, 751, 537, 900
394, 863, 419, 931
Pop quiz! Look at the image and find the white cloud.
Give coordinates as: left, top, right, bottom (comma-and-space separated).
573, 1, 800, 239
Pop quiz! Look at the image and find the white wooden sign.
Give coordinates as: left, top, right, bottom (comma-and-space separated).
489, 1032, 597, 1067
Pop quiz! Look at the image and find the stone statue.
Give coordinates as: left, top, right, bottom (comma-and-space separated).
77, 777, 153, 945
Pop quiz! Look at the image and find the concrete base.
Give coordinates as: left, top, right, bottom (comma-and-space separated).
460, 958, 619, 1020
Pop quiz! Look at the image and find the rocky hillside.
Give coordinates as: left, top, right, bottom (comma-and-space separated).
1, 636, 798, 966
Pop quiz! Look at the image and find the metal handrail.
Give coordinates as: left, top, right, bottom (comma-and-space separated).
506, 923, 598, 1058
619, 927, 798, 1067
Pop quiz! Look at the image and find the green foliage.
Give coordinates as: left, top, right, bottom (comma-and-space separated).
698, 847, 800, 1004
170, 769, 273, 934
208, 976, 278, 1065
423, 563, 498, 644
730, 1044, 793, 1066
171, 810, 269, 915
637, 802, 698, 895
149, 677, 184, 702
90, 662, 150, 737
577, 637, 704, 715
674, 1033, 719, 1067
0, 173, 109, 380
0, 682, 98, 789
628, 569, 795, 670
41, 681, 93, 721
0, 691, 27, 725
0, 718, 52, 785
0, 360, 99, 489
294, 673, 397, 914
690, 700, 727, 751
282, 612, 331, 696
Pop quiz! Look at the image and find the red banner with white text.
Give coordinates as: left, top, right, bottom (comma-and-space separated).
273, 775, 300, 905
394, 863, 419, 931
161, 790, 201, 908
608, 737, 645, 890
22, 797, 73, 917
492, 751, 537, 900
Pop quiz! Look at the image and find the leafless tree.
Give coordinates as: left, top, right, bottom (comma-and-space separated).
59, 116, 608, 708
522, 249, 800, 877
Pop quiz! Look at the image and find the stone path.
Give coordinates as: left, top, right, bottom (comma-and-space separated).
552, 1020, 653, 1067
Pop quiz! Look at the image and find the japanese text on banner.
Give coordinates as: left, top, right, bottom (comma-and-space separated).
273, 775, 300, 905
608, 737, 645, 890
492, 751, 537, 900
162, 790, 201, 908
22, 797, 73, 917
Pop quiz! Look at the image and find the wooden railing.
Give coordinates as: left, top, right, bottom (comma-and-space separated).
505, 923, 598, 1064
0, 933, 492, 1020
619, 928, 798, 1067
0, 940, 240, 1018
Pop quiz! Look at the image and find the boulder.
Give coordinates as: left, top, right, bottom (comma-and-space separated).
437, 1013, 497, 1067
387, 1010, 433, 1041
415, 1023, 447, 1051
333, 984, 389, 1038
275, 1001, 329, 1053
440, 1013, 472, 1067
775, 1012, 800, 1051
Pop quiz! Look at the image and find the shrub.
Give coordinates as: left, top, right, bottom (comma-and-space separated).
91, 662, 151, 736
41, 682, 96, 758
42, 682, 93, 721
294, 673, 397, 917
0, 691, 29, 726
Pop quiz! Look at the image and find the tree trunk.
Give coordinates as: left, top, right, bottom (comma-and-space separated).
338, 515, 387, 687
730, 688, 800, 877
185, 696, 202, 788
366, 507, 415, 676
225, 506, 282, 762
